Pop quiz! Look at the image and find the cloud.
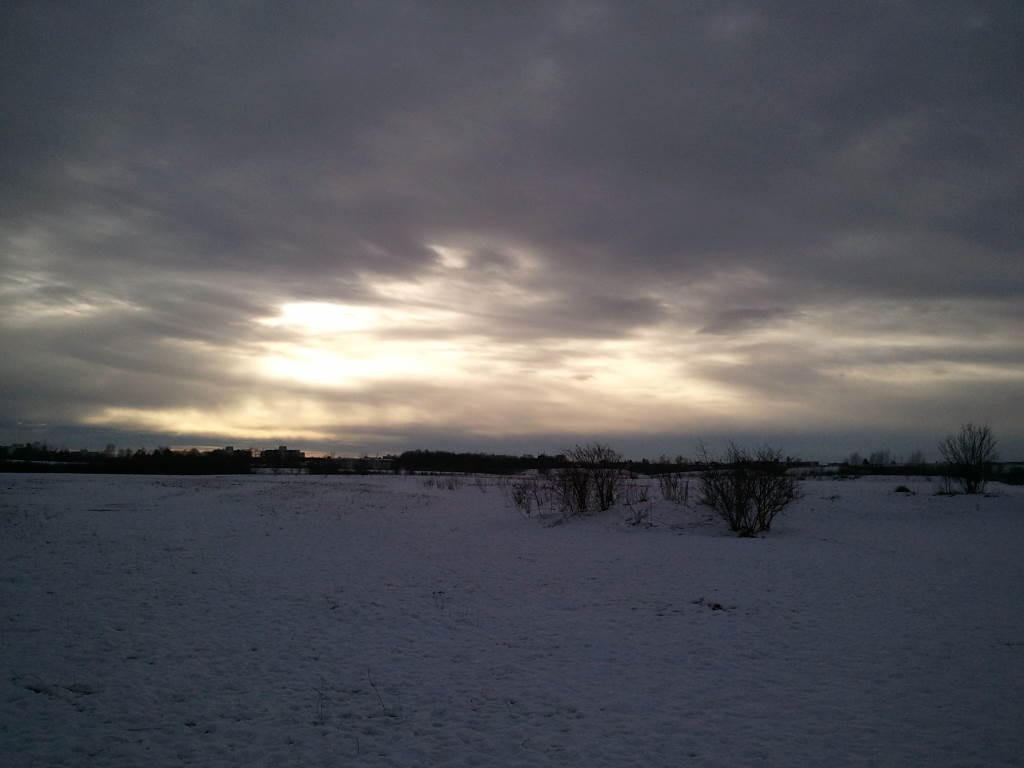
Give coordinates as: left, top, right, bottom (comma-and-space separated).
699, 308, 799, 336
2, 1, 1022, 458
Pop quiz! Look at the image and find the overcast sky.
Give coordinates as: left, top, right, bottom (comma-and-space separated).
2, 1, 1022, 461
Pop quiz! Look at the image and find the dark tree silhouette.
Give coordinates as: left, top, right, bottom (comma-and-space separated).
938, 423, 997, 494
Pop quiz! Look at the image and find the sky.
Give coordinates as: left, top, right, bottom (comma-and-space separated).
2, 1, 1022, 462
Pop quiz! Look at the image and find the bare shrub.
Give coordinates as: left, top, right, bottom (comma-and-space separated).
938, 423, 997, 495
622, 479, 653, 527
507, 475, 554, 516
508, 443, 624, 519
508, 480, 534, 515
698, 444, 797, 536
937, 473, 957, 496
568, 442, 624, 512
423, 475, 463, 491
555, 443, 624, 516
555, 462, 593, 517
658, 472, 690, 505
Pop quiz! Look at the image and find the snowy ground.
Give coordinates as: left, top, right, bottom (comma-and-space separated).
2, 472, 1023, 767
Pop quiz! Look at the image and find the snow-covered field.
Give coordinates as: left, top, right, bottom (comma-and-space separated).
2, 473, 1023, 767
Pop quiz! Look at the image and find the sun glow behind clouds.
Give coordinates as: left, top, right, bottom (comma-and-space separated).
259, 300, 463, 334
212, 274, 795, 437
258, 302, 378, 333
244, 284, 718, 429
67, 252, 1021, 448
258, 340, 470, 387
254, 300, 475, 387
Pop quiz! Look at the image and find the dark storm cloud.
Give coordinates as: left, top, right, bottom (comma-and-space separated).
7, 2, 1022, 284
2, 1, 1022, 455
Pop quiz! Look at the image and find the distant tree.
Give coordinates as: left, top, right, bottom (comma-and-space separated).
906, 449, 926, 466
938, 423, 997, 494
868, 449, 892, 466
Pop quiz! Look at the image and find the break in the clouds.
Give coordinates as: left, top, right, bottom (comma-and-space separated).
2, 1, 1023, 459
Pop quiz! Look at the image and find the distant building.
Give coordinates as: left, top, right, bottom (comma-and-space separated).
259, 445, 305, 467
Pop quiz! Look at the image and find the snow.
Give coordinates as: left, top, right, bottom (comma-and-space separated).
2, 473, 1023, 766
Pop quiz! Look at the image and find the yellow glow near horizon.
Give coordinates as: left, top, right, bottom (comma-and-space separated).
245, 289, 771, 427
91, 263, 1019, 444
81, 404, 337, 442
